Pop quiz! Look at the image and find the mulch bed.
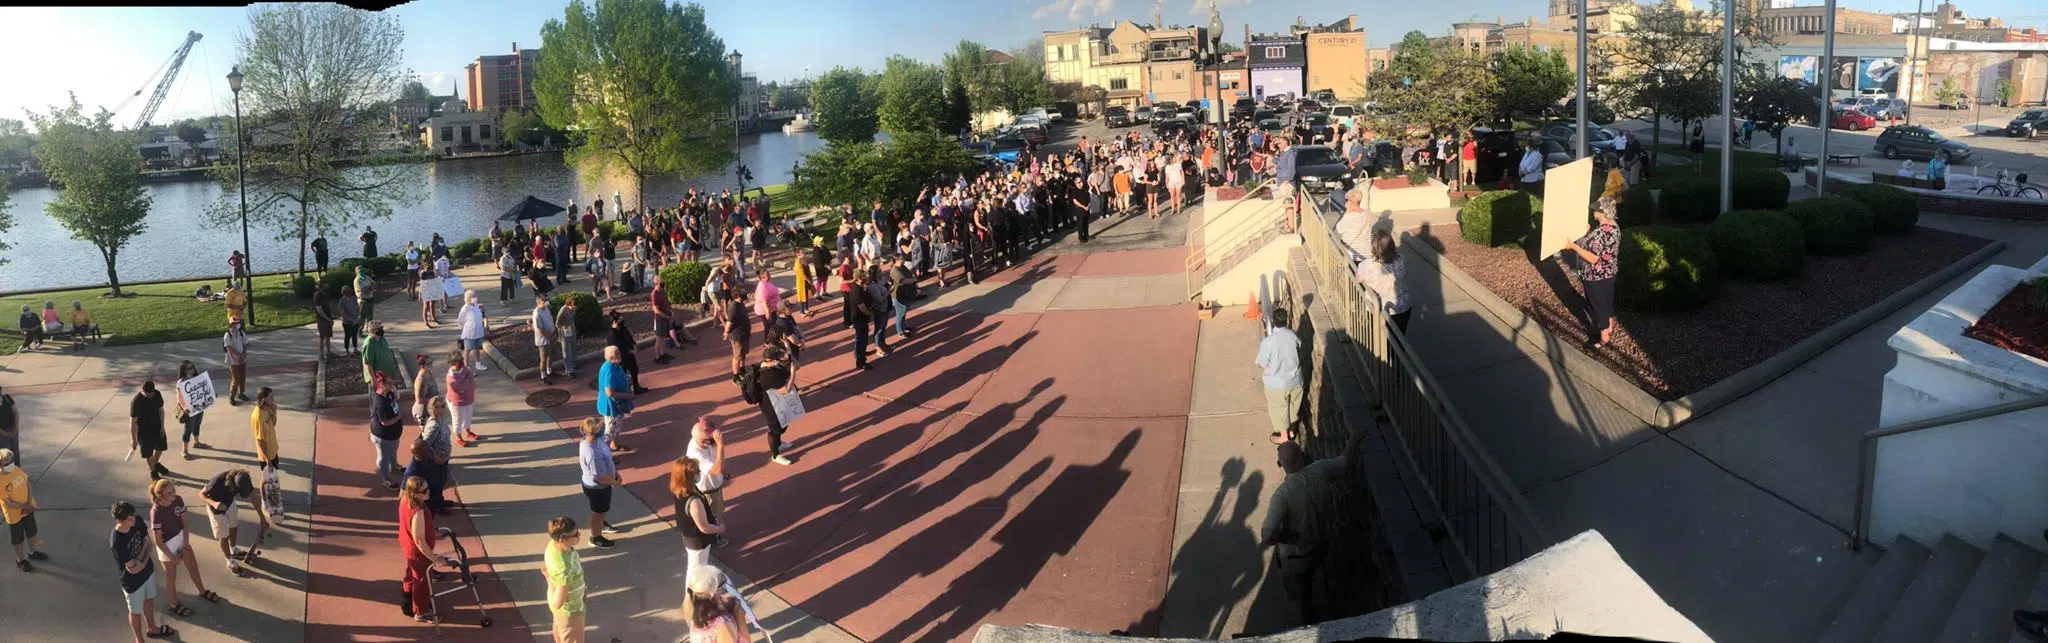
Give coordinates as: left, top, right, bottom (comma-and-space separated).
485, 299, 695, 373
1430, 224, 1993, 400
322, 352, 370, 399
1963, 282, 2048, 363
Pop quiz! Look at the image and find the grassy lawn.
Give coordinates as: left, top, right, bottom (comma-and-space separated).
2, 274, 318, 354
1643, 143, 1786, 193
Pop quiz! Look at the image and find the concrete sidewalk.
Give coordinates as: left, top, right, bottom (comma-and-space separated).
1395, 210, 2048, 642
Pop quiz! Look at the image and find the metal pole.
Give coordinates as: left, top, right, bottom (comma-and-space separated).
1576, 0, 1589, 159
235, 88, 255, 331
1902, 0, 1923, 125
1720, 0, 1735, 213
1817, 0, 1836, 197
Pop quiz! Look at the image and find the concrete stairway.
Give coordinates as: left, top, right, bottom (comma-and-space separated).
1816, 534, 2048, 643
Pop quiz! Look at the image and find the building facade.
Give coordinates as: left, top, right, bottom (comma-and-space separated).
1248, 33, 1306, 101
465, 43, 540, 115
1759, 6, 1894, 36
421, 100, 497, 156
1303, 17, 1368, 101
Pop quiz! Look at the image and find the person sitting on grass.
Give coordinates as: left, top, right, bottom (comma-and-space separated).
193, 285, 224, 302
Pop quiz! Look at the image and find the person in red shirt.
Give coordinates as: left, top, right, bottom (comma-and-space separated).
1459, 137, 1478, 188
579, 208, 599, 260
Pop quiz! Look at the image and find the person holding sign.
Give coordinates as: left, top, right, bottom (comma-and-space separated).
173, 362, 210, 460
1562, 201, 1623, 350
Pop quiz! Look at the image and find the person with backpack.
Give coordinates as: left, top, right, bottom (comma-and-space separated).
738, 346, 797, 466
887, 257, 920, 340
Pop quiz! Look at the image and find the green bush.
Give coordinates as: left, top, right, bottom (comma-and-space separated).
1619, 184, 1657, 228
318, 269, 354, 299
337, 255, 403, 278
1618, 226, 1720, 312
1658, 178, 1720, 223
290, 275, 318, 300
1786, 196, 1875, 256
1732, 170, 1792, 211
1841, 183, 1919, 235
452, 238, 485, 262
548, 291, 605, 338
1458, 190, 1542, 248
1709, 210, 1805, 281
661, 261, 713, 306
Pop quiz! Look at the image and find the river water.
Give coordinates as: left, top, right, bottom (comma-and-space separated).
2, 130, 827, 292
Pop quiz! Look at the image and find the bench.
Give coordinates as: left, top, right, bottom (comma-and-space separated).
1826, 154, 1862, 165
8, 325, 104, 353
1872, 173, 1946, 191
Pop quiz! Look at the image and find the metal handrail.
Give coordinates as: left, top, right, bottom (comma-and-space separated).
1297, 192, 1552, 579
1184, 178, 1277, 300
1850, 395, 2048, 551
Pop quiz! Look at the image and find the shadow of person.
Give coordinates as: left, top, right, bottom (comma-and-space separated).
1156, 458, 1269, 639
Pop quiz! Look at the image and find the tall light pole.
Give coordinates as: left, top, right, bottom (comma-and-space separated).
228, 66, 256, 330
1817, 0, 1837, 197
1720, 0, 1736, 214
1902, 0, 1924, 125
1575, 0, 1589, 159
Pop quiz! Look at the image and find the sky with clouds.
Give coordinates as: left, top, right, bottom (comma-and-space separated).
0, 0, 2041, 128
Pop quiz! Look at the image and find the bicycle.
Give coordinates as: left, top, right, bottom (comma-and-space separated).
1976, 169, 2043, 199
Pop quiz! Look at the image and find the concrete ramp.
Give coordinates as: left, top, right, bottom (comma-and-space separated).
972, 529, 1712, 642
1188, 192, 1300, 307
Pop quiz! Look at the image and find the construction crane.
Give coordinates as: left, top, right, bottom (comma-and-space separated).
117, 31, 203, 131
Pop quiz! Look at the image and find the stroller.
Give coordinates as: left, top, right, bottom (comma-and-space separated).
411, 527, 495, 628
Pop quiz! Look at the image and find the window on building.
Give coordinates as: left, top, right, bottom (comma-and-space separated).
1174, 71, 1183, 80
479, 124, 492, 139
440, 126, 453, 141
459, 126, 472, 144
1264, 46, 1285, 59
1110, 78, 1129, 90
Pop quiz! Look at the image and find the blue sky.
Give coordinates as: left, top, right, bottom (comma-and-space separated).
2, 0, 2042, 126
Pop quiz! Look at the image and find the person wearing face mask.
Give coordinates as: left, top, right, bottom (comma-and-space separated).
683, 418, 727, 520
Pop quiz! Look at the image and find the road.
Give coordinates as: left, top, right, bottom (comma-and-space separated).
1610, 115, 2047, 185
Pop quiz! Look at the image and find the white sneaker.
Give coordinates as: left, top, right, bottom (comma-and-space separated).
770, 456, 793, 466
475, 363, 488, 371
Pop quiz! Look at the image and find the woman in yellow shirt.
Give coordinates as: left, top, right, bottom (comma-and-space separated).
250, 387, 278, 470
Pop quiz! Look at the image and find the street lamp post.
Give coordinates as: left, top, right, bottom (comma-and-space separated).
228, 66, 256, 330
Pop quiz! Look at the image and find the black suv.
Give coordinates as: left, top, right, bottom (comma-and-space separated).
2009, 109, 2046, 138
1105, 106, 1132, 128
1230, 98, 1257, 121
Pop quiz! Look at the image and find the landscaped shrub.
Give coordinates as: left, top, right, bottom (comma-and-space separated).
1786, 196, 1876, 256
1709, 210, 1805, 281
452, 238, 485, 263
291, 275, 318, 300
548, 291, 605, 337
1458, 190, 1542, 248
661, 261, 712, 306
318, 269, 354, 298
1619, 184, 1657, 228
1841, 183, 1919, 235
1658, 178, 1720, 223
1732, 169, 1792, 211
1618, 226, 1720, 312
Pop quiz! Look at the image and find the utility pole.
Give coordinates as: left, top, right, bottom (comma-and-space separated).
1902, 0, 1924, 125
228, 66, 256, 331
1720, 0, 1736, 214
1575, 0, 1589, 159
1817, 0, 1837, 197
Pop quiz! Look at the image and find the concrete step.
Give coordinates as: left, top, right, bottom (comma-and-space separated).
1942, 535, 2045, 643
2009, 547, 2048, 643
1875, 536, 1989, 643
1820, 536, 1933, 643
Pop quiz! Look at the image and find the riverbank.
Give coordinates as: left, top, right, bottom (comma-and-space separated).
2, 274, 315, 354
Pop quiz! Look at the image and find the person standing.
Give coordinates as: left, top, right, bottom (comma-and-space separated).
111, 500, 173, 641
362, 322, 403, 387
723, 287, 751, 381
131, 381, 172, 481
222, 283, 247, 326
172, 362, 208, 460
1517, 137, 1546, 195
397, 476, 439, 622
369, 373, 405, 490
1563, 202, 1622, 350
531, 295, 559, 385
222, 320, 250, 406
1274, 138, 1299, 232
605, 311, 647, 395
359, 225, 379, 260
670, 457, 727, 582
354, 266, 378, 322
558, 296, 581, 378
543, 517, 588, 642
312, 234, 330, 274
458, 291, 489, 372
411, 355, 439, 426
314, 289, 336, 361
499, 247, 522, 305
408, 400, 453, 514
553, 226, 574, 285
683, 418, 727, 519
576, 418, 621, 550
199, 468, 270, 577
339, 287, 364, 357
148, 479, 216, 619
863, 269, 896, 357
682, 566, 750, 642
250, 387, 279, 471
650, 276, 690, 366
596, 346, 636, 455
887, 258, 919, 340
742, 346, 798, 466
1356, 228, 1412, 332
446, 351, 481, 447
0, 387, 16, 466
1257, 308, 1305, 445
1, 448, 46, 571
404, 242, 423, 302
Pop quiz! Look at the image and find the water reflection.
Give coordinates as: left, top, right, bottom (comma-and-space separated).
2, 130, 826, 291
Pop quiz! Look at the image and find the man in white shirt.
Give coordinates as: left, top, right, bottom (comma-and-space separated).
1256, 308, 1305, 445
222, 320, 251, 405
458, 291, 488, 371
531, 295, 557, 384
685, 418, 728, 520
1517, 137, 1546, 195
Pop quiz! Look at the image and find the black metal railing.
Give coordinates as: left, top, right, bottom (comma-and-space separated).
1296, 193, 1551, 580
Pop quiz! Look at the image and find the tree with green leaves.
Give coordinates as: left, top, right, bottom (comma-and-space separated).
1493, 46, 1573, 120
1934, 77, 1963, 107
399, 78, 431, 102
995, 43, 1054, 115
0, 119, 35, 170
1736, 75, 1815, 158
878, 56, 948, 136
30, 96, 152, 295
1600, 0, 1772, 156
0, 180, 11, 268
943, 72, 973, 136
767, 84, 809, 112
1996, 79, 2015, 107
536, 0, 737, 212
1367, 31, 1498, 136
790, 130, 973, 211
810, 66, 880, 144
208, 3, 424, 280
943, 40, 998, 114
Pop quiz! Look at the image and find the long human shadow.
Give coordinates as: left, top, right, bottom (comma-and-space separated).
1153, 457, 1269, 639
872, 429, 1143, 642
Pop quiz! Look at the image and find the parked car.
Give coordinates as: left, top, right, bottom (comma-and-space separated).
1009, 123, 1049, 145
1471, 127, 1522, 186
1253, 108, 1276, 123
1230, 98, 1258, 121
1176, 104, 1201, 123
1831, 108, 1877, 131
1153, 115, 1192, 136
1865, 98, 1906, 121
1537, 120, 1617, 149
2008, 109, 2046, 137
1134, 106, 1155, 123
1312, 89, 1337, 104
1329, 104, 1358, 130
983, 135, 1027, 164
1938, 95, 1972, 110
1295, 113, 1334, 142
1539, 139, 1615, 174
1873, 125, 1971, 161
1105, 106, 1133, 128
1545, 98, 1617, 125
1257, 118, 1287, 134
1297, 99, 1326, 114
1053, 101, 1079, 121
1291, 145, 1355, 193
1153, 101, 1179, 115
1265, 95, 1292, 113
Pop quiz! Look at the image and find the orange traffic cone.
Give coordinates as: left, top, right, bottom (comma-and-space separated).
1244, 294, 1262, 321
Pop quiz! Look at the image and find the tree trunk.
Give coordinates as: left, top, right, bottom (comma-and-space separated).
1649, 107, 1664, 175
100, 247, 123, 297
296, 199, 310, 279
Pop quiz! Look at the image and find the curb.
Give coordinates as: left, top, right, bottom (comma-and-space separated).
1404, 229, 2006, 430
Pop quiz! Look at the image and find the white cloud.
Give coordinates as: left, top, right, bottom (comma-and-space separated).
418, 71, 453, 95
1035, 0, 1118, 22
1187, 0, 1252, 15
